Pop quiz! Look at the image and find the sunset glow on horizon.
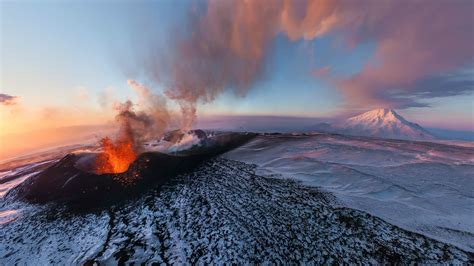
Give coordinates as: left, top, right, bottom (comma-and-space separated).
1, 0, 473, 159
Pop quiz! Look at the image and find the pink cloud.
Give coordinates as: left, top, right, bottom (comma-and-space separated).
0, 93, 19, 106
144, 0, 474, 114
312, 66, 332, 78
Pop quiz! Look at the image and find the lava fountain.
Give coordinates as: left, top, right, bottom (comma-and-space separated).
93, 100, 149, 174
94, 136, 137, 174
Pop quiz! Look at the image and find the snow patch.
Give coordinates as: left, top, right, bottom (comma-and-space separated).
224, 133, 474, 252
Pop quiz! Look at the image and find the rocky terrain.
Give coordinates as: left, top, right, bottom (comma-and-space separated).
225, 133, 474, 251
1, 157, 472, 264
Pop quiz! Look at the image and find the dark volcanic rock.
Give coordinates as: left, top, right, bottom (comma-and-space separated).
14, 152, 197, 206
1, 158, 472, 264
12, 132, 256, 206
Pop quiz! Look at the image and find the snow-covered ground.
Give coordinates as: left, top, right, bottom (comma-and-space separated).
0, 132, 473, 263
224, 133, 474, 252
1, 159, 471, 264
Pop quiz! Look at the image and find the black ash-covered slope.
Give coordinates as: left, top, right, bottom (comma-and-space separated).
11, 132, 256, 207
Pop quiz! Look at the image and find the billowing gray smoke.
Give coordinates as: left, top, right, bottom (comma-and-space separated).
138, 0, 473, 127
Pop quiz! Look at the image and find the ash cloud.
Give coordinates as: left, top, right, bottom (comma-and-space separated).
113, 100, 153, 152
334, 0, 474, 109
0, 93, 19, 106
410, 72, 474, 99
158, 0, 284, 130
341, 69, 474, 109
312, 66, 331, 78
95, 80, 171, 157
109, 80, 172, 149
126, 80, 171, 140
139, 0, 474, 122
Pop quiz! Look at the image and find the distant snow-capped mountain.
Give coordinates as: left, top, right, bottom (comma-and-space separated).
316, 108, 435, 140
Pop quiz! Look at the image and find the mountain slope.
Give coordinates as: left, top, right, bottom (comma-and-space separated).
1, 157, 471, 263
332, 108, 435, 140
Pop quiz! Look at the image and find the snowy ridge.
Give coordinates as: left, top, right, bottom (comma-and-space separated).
329, 108, 435, 140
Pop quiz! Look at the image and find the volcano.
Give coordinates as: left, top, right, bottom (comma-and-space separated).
341, 108, 435, 140
315, 108, 435, 140
12, 131, 256, 207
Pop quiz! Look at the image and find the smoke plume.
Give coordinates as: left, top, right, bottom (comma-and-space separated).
141, 0, 473, 121
94, 0, 473, 172
159, 0, 284, 130
94, 80, 171, 174
109, 80, 171, 148
127, 80, 171, 139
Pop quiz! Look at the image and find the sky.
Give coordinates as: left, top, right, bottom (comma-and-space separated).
1, 0, 473, 137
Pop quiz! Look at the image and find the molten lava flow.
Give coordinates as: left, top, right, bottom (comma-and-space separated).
95, 136, 136, 174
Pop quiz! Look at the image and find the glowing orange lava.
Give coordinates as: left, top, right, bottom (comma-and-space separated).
95, 136, 136, 174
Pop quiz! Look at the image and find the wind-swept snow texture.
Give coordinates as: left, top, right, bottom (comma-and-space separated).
0, 158, 472, 264
225, 133, 474, 252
